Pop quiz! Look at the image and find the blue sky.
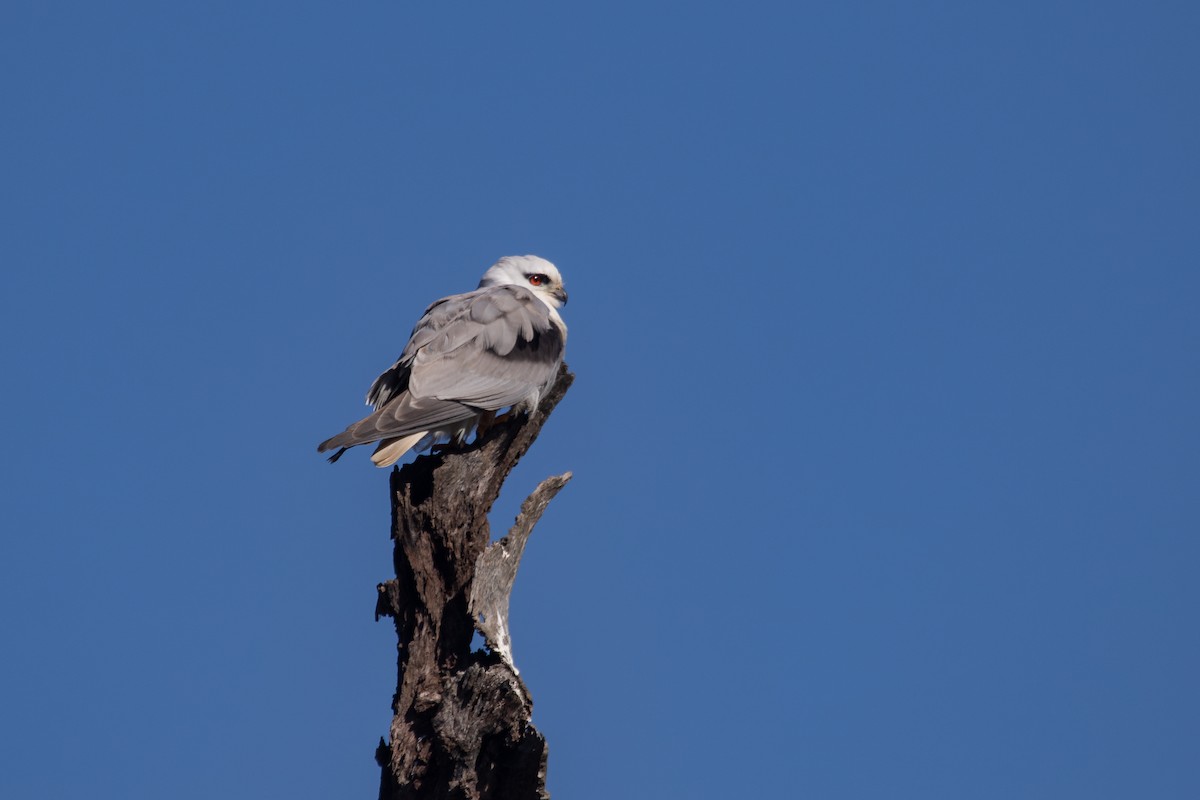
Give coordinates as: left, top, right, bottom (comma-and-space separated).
2, 2, 1198, 798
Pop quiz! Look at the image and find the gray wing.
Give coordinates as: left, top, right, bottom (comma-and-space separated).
317, 284, 564, 454
407, 284, 564, 407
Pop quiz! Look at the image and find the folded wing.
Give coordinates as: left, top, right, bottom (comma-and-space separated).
317, 284, 565, 455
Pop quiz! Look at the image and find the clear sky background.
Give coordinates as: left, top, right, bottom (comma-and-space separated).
2, 2, 1198, 798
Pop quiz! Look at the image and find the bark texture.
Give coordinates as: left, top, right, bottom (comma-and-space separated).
374, 365, 573, 800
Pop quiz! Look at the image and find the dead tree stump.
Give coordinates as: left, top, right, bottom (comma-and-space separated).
373, 365, 574, 800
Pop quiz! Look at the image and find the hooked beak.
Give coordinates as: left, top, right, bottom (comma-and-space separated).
554, 287, 569, 305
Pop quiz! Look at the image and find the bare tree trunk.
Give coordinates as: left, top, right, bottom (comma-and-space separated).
373, 365, 574, 800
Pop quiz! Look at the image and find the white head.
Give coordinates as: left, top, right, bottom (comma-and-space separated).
479, 255, 568, 310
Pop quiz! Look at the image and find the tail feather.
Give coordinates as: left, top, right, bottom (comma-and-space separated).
370, 432, 428, 468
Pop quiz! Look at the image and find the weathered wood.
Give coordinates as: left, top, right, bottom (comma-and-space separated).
470, 473, 572, 675
374, 365, 573, 800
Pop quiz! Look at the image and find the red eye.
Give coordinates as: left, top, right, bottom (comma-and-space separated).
528, 274, 547, 286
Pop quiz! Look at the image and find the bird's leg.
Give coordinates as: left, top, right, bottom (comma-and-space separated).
490, 408, 521, 427
473, 409, 500, 441
431, 422, 476, 455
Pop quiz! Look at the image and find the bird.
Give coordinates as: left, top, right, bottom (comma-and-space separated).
318, 255, 568, 467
